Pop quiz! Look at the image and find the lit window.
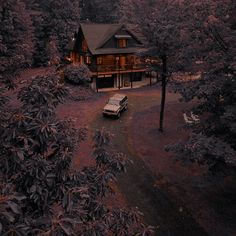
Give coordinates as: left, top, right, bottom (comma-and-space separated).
86, 56, 91, 64
97, 57, 102, 65
118, 39, 127, 48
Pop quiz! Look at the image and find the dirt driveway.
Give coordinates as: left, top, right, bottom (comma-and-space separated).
58, 84, 235, 236
83, 86, 207, 236
12, 69, 235, 236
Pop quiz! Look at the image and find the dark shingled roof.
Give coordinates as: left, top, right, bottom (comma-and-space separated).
79, 23, 147, 55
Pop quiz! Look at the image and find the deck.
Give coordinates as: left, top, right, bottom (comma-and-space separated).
90, 64, 147, 76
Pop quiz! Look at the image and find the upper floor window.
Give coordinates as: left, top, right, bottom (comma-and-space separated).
97, 57, 102, 65
82, 39, 88, 52
118, 39, 127, 48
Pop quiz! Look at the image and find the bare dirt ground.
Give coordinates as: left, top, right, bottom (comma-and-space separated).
10, 69, 236, 236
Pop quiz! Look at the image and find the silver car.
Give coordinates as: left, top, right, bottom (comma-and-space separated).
103, 94, 128, 118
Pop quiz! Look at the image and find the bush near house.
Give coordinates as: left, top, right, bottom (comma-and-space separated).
64, 64, 92, 85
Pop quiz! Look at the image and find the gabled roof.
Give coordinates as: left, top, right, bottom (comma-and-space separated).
79, 23, 146, 55
80, 23, 121, 53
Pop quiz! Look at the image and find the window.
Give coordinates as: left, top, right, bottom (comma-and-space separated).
86, 56, 91, 64
82, 40, 88, 52
97, 57, 102, 65
118, 39, 127, 48
119, 56, 126, 67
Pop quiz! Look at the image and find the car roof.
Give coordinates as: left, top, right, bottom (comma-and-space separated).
110, 94, 127, 100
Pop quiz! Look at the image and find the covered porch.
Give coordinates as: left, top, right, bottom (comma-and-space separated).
91, 71, 158, 92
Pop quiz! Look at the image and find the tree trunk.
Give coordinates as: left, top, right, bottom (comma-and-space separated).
159, 54, 167, 132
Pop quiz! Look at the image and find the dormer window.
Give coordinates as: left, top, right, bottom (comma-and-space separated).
115, 34, 131, 48
118, 39, 127, 48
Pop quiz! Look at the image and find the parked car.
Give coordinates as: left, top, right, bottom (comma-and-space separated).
103, 94, 128, 118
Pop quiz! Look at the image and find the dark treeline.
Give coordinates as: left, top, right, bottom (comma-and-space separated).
0, 0, 118, 75
121, 0, 236, 174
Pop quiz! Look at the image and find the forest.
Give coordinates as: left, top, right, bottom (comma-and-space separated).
0, 0, 235, 235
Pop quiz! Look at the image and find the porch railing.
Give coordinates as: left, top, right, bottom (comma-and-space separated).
89, 64, 146, 73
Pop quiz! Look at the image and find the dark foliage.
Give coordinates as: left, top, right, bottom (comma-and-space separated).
64, 64, 92, 85
166, 0, 236, 174
0, 73, 153, 235
80, 0, 118, 23
0, 0, 34, 82
120, 0, 185, 132
121, 0, 236, 174
27, 0, 80, 66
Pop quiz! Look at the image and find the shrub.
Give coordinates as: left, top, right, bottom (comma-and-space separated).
0, 73, 154, 235
64, 64, 92, 85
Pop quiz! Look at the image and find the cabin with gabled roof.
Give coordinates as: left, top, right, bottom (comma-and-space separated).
67, 23, 150, 90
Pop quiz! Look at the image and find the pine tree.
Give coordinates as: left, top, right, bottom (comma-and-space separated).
80, 0, 118, 23
0, 0, 34, 81
29, 0, 80, 66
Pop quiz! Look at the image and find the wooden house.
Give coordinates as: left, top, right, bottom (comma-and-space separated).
67, 23, 148, 90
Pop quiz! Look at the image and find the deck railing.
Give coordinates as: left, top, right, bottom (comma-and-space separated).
89, 64, 146, 73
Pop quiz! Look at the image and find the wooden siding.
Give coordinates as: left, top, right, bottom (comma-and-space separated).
97, 55, 115, 65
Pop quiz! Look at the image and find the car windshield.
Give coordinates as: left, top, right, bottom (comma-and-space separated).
108, 99, 120, 106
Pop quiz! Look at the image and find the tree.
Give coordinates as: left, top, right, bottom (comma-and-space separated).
119, 0, 186, 132
80, 0, 118, 23
120, 0, 236, 172
28, 0, 80, 66
0, 0, 34, 83
166, 0, 236, 174
47, 36, 61, 66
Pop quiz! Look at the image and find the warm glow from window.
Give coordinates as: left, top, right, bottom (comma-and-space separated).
97, 57, 102, 65
86, 56, 91, 64
118, 39, 127, 48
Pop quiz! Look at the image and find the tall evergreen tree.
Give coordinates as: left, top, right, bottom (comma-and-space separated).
0, 0, 34, 81
80, 0, 118, 23
28, 0, 80, 66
